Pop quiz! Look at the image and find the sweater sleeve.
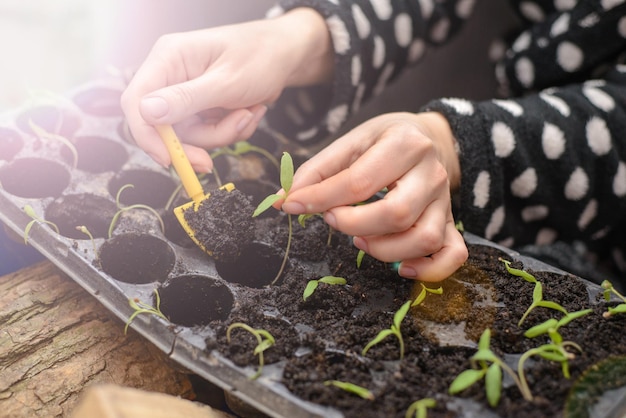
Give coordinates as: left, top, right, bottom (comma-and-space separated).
263, 0, 475, 144
422, 68, 626, 260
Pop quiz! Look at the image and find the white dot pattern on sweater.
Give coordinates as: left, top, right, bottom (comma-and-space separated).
271, 0, 626, 281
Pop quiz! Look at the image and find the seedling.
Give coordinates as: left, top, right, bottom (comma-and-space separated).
75, 225, 97, 257
362, 300, 412, 360
449, 328, 531, 406
518, 308, 592, 394
356, 249, 366, 268
29, 119, 78, 169
323, 380, 374, 400
298, 213, 334, 246
226, 322, 275, 380
23, 204, 59, 244
601, 280, 626, 318
211, 140, 280, 170
500, 258, 568, 326
411, 282, 444, 307
124, 289, 169, 335
405, 398, 436, 418
252, 152, 294, 285
303, 275, 347, 301
108, 184, 165, 238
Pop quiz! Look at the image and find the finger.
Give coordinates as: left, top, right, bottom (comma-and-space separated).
286, 132, 425, 213
181, 105, 267, 148
350, 197, 450, 260
397, 222, 468, 282
180, 143, 214, 174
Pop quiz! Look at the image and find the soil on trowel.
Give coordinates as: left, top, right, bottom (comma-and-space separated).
181, 188, 256, 262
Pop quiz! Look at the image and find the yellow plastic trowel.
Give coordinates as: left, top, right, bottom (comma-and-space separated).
155, 124, 234, 256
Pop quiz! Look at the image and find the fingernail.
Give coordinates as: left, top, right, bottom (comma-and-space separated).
353, 236, 368, 252
253, 105, 268, 123
324, 212, 337, 229
140, 97, 169, 119
398, 263, 417, 278
236, 111, 254, 133
281, 201, 305, 214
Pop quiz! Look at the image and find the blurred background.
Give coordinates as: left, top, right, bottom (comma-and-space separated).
0, 0, 518, 114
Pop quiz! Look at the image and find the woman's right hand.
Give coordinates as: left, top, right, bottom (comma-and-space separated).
120, 7, 334, 172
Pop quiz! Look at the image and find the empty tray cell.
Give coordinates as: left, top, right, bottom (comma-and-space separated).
99, 232, 175, 284
158, 274, 233, 327
0, 157, 70, 198
72, 86, 124, 117
215, 241, 286, 288
60, 135, 128, 173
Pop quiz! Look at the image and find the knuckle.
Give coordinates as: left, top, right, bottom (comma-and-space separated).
384, 201, 415, 231
418, 227, 445, 254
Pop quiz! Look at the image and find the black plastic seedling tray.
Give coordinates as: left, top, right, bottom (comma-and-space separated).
2, 80, 626, 418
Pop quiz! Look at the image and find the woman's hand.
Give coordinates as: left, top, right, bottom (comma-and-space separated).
120, 8, 333, 172
280, 112, 467, 282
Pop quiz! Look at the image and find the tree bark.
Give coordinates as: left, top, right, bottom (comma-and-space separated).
0, 261, 195, 418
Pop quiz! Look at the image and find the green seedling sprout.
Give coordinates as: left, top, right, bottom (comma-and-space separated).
23, 204, 59, 244
75, 225, 97, 256
500, 258, 568, 326
298, 213, 334, 246
362, 300, 412, 360
211, 141, 280, 171
252, 152, 294, 285
29, 119, 78, 169
518, 308, 592, 395
303, 275, 347, 301
411, 282, 444, 307
108, 184, 165, 238
405, 398, 436, 418
124, 289, 169, 335
601, 280, 626, 318
449, 328, 531, 406
356, 249, 366, 268
226, 322, 275, 380
323, 380, 374, 400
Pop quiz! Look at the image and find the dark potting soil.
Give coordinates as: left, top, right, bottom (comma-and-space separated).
181, 188, 257, 262
204, 213, 626, 418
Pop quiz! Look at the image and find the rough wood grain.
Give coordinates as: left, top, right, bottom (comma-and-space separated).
0, 261, 195, 418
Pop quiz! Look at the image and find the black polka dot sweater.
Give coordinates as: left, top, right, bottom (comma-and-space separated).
264, 0, 626, 286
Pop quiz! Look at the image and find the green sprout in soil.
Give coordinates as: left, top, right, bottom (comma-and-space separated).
411, 282, 444, 307
323, 380, 374, 400
210, 141, 280, 187
362, 300, 412, 360
252, 151, 294, 285
75, 225, 97, 257
356, 249, 366, 268
518, 308, 592, 395
405, 398, 436, 418
108, 184, 165, 238
449, 328, 531, 406
226, 322, 275, 380
29, 119, 78, 169
601, 280, 626, 318
500, 258, 568, 326
23, 204, 59, 244
124, 289, 169, 335
303, 275, 347, 301
298, 213, 334, 246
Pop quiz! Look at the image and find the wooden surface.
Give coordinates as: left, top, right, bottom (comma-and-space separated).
0, 261, 199, 417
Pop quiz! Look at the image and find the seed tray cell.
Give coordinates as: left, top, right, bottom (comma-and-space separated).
1, 80, 625, 418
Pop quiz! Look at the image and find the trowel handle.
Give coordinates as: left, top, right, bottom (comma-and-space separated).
155, 125, 205, 203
